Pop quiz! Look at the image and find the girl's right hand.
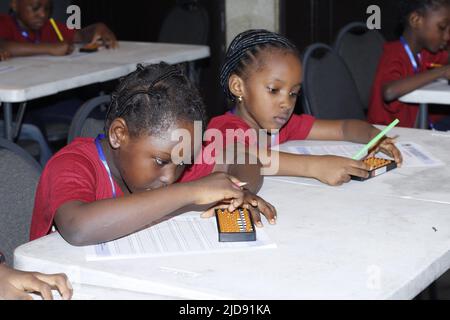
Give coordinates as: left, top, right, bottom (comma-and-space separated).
310, 155, 370, 186
48, 43, 74, 56
189, 172, 245, 210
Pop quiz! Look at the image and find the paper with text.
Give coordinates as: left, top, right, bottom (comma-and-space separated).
84, 215, 276, 261
287, 142, 443, 168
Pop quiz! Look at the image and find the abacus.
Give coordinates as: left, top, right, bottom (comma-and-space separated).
351, 157, 397, 181
215, 208, 256, 242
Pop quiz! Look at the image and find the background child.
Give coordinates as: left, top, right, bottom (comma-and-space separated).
0, 250, 72, 300
368, 0, 450, 129
0, 0, 117, 57
181, 29, 402, 187
30, 63, 276, 245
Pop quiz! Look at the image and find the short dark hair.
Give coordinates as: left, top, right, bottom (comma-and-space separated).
399, 0, 450, 27
105, 63, 207, 137
220, 29, 299, 102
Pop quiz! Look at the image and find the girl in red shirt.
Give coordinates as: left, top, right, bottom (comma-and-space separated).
181, 30, 402, 187
30, 63, 276, 244
368, 0, 450, 129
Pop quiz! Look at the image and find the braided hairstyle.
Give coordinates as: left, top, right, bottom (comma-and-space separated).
399, 0, 450, 27
220, 29, 299, 102
105, 62, 206, 138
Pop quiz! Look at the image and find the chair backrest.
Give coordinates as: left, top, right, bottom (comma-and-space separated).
68, 95, 110, 144
0, 138, 41, 266
334, 22, 386, 109
158, 0, 209, 45
302, 43, 366, 120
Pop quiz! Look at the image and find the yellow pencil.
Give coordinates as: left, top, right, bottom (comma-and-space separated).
49, 18, 64, 42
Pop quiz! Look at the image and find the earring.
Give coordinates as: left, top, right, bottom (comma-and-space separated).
238, 96, 243, 103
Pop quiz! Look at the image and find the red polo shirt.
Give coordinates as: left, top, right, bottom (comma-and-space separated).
0, 13, 75, 43
179, 112, 316, 182
30, 138, 124, 241
368, 40, 449, 128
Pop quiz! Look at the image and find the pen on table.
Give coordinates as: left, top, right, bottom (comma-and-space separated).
352, 119, 400, 160
49, 18, 64, 42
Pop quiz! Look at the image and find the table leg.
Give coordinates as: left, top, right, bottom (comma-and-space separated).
2, 102, 13, 141
419, 103, 429, 130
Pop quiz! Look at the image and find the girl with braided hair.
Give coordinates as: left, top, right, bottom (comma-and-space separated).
30, 62, 276, 245
368, 0, 450, 130
180, 29, 402, 187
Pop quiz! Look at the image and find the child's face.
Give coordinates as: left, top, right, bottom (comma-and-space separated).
11, 0, 51, 31
417, 6, 450, 52
113, 120, 196, 194
239, 51, 302, 131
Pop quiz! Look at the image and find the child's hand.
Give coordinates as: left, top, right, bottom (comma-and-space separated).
368, 137, 403, 167
89, 23, 118, 49
48, 42, 74, 56
0, 51, 11, 61
0, 264, 73, 300
201, 190, 277, 228
310, 155, 370, 186
189, 172, 245, 211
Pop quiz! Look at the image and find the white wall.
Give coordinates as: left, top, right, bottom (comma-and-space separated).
226, 0, 280, 46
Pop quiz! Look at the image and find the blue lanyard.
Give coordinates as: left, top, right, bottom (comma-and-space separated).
11, 13, 41, 44
400, 36, 421, 74
95, 135, 117, 198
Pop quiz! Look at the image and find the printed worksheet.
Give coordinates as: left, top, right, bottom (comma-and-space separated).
287, 141, 443, 168
84, 214, 276, 261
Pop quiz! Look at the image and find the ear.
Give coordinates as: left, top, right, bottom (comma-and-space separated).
108, 118, 129, 149
228, 74, 246, 100
409, 11, 423, 30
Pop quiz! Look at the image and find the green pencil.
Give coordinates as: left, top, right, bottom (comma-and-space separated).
352, 119, 400, 160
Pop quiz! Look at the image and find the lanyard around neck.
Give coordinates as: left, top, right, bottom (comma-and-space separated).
95, 135, 117, 198
11, 13, 41, 44
400, 36, 421, 74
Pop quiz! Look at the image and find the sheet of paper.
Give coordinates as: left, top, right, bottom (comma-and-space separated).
287, 141, 443, 168
84, 215, 276, 261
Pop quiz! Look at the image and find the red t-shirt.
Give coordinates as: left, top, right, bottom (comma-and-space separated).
179, 112, 316, 182
0, 14, 75, 43
30, 138, 124, 241
368, 40, 449, 128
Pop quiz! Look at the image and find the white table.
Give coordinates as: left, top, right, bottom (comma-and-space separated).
399, 79, 450, 129
14, 128, 450, 300
0, 41, 210, 140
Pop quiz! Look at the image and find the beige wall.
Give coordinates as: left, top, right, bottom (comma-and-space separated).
226, 0, 280, 46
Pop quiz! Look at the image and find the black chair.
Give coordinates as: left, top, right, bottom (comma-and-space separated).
334, 22, 386, 110
158, 0, 209, 46
302, 43, 366, 120
67, 95, 110, 144
0, 138, 41, 265
158, 0, 209, 84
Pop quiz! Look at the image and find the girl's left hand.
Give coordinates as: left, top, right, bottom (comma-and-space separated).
201, 190, 277, 228
368, 137, 403, 167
